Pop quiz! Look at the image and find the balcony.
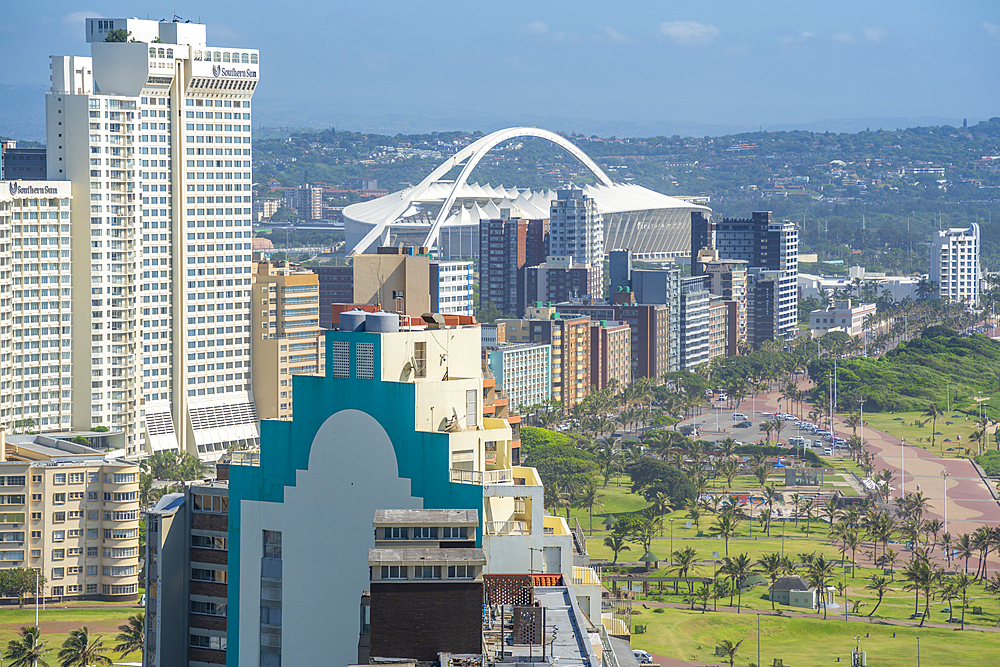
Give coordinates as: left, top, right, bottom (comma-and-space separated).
449, 468, 512, 485
484, 520, 530, 536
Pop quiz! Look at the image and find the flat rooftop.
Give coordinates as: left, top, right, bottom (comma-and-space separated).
374, 508, 478, 525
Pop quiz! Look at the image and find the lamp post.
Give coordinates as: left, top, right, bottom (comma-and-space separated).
669, 518, 674, 563
916, 636, 920, 667
940, 470, 950, 534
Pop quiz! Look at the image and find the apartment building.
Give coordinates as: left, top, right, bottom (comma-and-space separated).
294, 184, 323, 220
429, 260, 474, 316
251, 261, 324, 421
46, 17, 260, 459
478, 212, 549, 317
590, 320, 631, 391
226, 316, 579, 666
0, 181, 74, 431
314, 264, 353, 328
145, 479, 230, 667
548, 187, 603, 297
707, 297, 728, 361
700, 255, 748, 356
929, 224, 980, 307
809, 299, 877, 338
1, 142, 47, 180
679, 276, 711, 370
486, 342, 552, 412
0, 433, 140, 603
500, 306, 591, 408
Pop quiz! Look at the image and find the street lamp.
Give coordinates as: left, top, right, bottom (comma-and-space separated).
669, 518, 674, 563
940, 470, 951, 534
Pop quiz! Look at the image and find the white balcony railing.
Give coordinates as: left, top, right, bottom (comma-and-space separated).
449, 468, 513, 485
484, 520, 530, 535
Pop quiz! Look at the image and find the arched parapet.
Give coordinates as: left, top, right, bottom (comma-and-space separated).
348, 127, 615, 255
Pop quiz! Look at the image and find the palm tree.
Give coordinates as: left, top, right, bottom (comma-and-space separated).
952, 573, 975, 630
758, 420, 774, 446
762, 483, 778, 536
576, 482, 603, 535
695, 582, 712, 613
603, 533, 631, 564
922, 404, 942, 456
757, 552, 785, 610
806, 554, 838, 619
720, 553, 754, 612
57, 627, 113, 667
710, 513, 741, 557
718, 639, 744, 667
718, 458, 740, 490
113, 613, 143, 659
671, 546, 699, 593
865, 575, 891, 618
5, 626, 51, 667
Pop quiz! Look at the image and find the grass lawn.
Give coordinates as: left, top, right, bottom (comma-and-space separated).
0, 607, 141, 663
631, 606, 1000, 667
864, 410, 990, 458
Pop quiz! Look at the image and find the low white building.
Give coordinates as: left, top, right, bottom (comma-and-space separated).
810, 299, 876, 337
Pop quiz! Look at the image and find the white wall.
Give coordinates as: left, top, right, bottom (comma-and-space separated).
238, 410, 423, 667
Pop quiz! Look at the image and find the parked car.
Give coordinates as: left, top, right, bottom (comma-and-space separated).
733, 412, 748, 420
633, 650, 653, 664
735, 420, 753, 428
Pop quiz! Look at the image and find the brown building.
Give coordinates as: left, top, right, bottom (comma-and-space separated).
699, 255, 748, 356
589, 320, 631, 391
554, 300, 671, 381
251, 261, 324, 421
524, 261, 598, 307
314, 264, 354, 329
479, 213, 549, 318
708, 297, 728, 361
500, 306, 591, 408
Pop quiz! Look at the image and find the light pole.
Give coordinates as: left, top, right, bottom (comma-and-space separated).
35, 568, 39, 629
853, 635, 861, 667
669, 518, 674, 563
916, 636, 920, 667
940, 470, 950, 534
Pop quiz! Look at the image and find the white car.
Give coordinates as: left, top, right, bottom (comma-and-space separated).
633, 649, 653, 663
733, 412, 748, 420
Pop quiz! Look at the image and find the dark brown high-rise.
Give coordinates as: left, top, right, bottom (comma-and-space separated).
479, 212, 548, 317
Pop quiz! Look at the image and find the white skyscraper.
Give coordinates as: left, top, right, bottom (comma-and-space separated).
929, 224, 980, 307
47, 18, 260, 460
548, 187, 604, 298
0, 181, 75, 431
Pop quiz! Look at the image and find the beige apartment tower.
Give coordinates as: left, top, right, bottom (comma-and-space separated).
252, 261, 324, 420
0, 432, 140, 603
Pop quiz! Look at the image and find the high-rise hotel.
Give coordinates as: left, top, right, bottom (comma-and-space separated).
46, 18, 260, 459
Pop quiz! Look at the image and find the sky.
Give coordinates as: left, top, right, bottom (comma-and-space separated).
1, 1, 999, 138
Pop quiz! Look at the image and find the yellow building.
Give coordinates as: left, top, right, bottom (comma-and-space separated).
251, 262, 324, 421
0, 430, 140, 603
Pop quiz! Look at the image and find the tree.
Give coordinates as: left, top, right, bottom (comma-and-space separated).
757, 552, 785, 610
103, 29, 132, 43
718, 458, 740, 490
0, 568, 46, 609
695, 582, 712, 613
576, 482, 603, 534
603, 532, 631, 564
806, 554, 837, 619
717, 639, 744, 667
113, 613, 144, 658
57, 627, 113, 667
865, 575, 891, 617
5, 626, 51, 667
710, 513, 741, 557
922, 404, 942, 456
671, 547, 699, 593
719, 553, 753, 612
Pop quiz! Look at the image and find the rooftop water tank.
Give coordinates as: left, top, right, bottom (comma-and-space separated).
366, 311, 399, 333
340, 310, 367, 332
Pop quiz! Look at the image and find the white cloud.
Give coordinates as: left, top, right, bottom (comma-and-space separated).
63, 10, 101, 26
601, 25, 630, 44
778, 31, 816, 45
657, 20, 720, 46
832, 32, 854, 43
862, 27, 886, 42
523, 20, 567, 41
984, 21, 1000, 36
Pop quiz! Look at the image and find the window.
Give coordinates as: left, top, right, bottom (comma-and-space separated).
331, 341, 349, 378
413, 342, 426, 378
263, 530, 281, 559
52, 530, 65, 542
53, 512, 65, 523
192, 494, 228, 513
52, 493, 66, 504
191, 568, 227, 583
88, 472, 99, 483
189, 634, 226, 649
52, 586, 64, 596
260, 605, 282, 626
192, 535, 228, 550
451, 449, 474, 471
442, 526, 468, 540
52, 567, 64, 579
191, 600, 227, 616
414, 565, 441, 579
31, 531, 41, 539
448, 565, 473, 579
380, 565, 406, 579
382, 527, 406, 540
68, 473, 84, 484
412, 527, 438, 540
356, 342, 374, 379
87, 547, 98, 557
53, 474, 66, 485
466, 389, 477, 427
68, 492, 84, 501
52, 549, 65, 560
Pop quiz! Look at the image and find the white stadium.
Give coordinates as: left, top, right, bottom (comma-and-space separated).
345, 127, 710, 259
